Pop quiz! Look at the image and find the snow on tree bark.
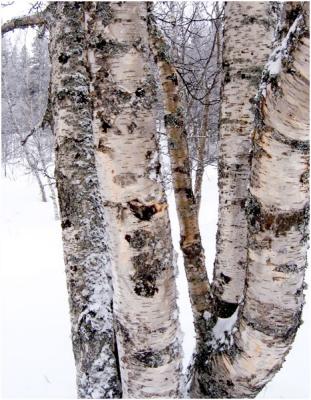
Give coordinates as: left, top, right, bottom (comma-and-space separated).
84, 2, 182, 397
47, 3, 121, 398
212, 1, 274, 318
190, 3, 309, 398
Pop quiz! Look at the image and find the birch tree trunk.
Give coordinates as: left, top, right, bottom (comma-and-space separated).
85, 3, 182, 397
212, 1, 274, 319
147, 6, 212, 352
190, 3, 309, 398
47, 3, 121, 397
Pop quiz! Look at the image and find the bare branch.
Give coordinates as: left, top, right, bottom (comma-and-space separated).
1, 1, 14, 7
1, 12, 45, 35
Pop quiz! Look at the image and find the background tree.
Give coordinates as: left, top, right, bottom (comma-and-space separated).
1, 29, 59, 218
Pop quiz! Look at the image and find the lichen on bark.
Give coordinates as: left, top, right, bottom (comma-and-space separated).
48, 3, 121, 398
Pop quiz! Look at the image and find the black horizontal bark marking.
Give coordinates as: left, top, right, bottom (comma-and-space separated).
242, 310, 302, 340
247, 193, 309, 236
272, 130, 309, 153
133, 340, 180, 367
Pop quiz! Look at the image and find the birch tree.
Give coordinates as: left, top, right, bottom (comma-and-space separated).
46, 3, 121, 397
2, 1, 309, 399
84, 2, 182, 397
147, 4, 212, 356
212, 1, 274, 318
2, 2, 182, 397
189, 2, 309, 397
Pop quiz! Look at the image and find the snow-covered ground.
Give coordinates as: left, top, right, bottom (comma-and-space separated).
1, 167, 310, 398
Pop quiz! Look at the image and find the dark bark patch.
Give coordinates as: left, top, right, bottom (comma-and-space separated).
131, 254, 161, 297
133, 340, 179, 368
127, 199, 165, 221
113, 173, 136, 187
220, 273, 232, 284
96, 2, 113, 26
125, 229, 150, 249
58, 53, 69, 64
128, 121, 137, 134
145, 150, 152, 159
133, 349, 162, 367
61, 219, 72, 229
247, 194, 309, 236
101, 119, 112, 132
214, 297, 238, 318
274, 262, 299, 273
300, 169, 308, 186
164, 111, 183, 128
243, 308, 302, 340
131, 253, 168, 298
272, 130, 310, 153
93, 35, 128, 56
97, 139, 113, 155
115, 88, 131, 103
166, 73, 178, 85
173, 165, 189, 174
180, 240, 203, 258
135, 87, 145, 97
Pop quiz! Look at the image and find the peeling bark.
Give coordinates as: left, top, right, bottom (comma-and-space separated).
48, 3, 121, 398
85, 2, 182, 397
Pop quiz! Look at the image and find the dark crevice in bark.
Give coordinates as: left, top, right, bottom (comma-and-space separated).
213, 297, 239, 319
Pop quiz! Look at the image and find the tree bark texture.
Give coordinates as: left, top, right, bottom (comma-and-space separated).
190, 3, 309, 398
48, 3, 121, 398
213, 1, 274, 314
147, 6, 212, 349
84, 2, 182, 397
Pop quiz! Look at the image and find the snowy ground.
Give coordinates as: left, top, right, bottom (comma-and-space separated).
0, 167, 310, 398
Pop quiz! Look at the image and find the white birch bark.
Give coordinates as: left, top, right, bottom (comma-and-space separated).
47, 3, 121, 397
212, 1, 274, 318
85, 3, 182, 397
190, 3, 309, 398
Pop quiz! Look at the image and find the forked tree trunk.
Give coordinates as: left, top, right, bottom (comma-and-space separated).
47, 3, 121, 398
85, 2, 182, 397
212, 1, 274, 321
190, 3, 309, 398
